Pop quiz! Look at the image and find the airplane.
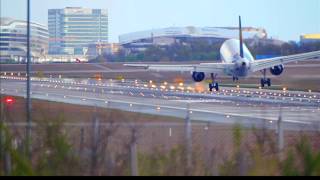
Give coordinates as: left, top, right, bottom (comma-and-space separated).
125, 16, 320, 91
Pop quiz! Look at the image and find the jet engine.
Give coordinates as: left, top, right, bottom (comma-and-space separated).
270, 65, 284, 76
192, 72, 205, 82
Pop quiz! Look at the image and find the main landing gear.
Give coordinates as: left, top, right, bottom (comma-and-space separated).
260, 69, 271, 88
209, 73, 219, 92
233, 76, 239, 82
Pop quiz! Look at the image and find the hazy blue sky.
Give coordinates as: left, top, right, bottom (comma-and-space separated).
1, 0, 319, 42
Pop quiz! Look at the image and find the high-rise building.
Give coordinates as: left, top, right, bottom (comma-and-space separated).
48, 7, 108, 55
0, 17, 49, 63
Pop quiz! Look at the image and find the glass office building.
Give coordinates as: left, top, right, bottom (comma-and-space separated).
48, 7, 108, 55
0, 17, 49, 62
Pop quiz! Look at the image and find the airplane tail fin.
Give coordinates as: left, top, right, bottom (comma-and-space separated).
239, 16, 244, 58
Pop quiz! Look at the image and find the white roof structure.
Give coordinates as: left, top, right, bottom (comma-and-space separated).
119, 26, 267, 45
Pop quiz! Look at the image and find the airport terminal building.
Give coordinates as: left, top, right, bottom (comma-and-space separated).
0, 17, 49, 63
300, 34, 320, 44
119, 26, 269, 52
48, 7, 109, 56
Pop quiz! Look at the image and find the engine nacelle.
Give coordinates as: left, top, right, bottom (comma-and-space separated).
270, 65, 284, 76
192, 72, 205, 82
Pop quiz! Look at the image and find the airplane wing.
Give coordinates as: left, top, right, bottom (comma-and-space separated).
124, 63, 234, 74
251, 50, 320, 72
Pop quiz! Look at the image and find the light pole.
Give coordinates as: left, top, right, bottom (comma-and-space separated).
0, 98, 5, 162
26, 0, 32, 160
185, 103, 192, 175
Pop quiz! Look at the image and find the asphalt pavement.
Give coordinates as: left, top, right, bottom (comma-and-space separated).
1, 75, 320, 131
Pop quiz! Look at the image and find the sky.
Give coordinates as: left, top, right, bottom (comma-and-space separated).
1, 0, 320, 43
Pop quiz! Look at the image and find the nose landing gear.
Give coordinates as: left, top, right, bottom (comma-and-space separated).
209, 73, 219, 92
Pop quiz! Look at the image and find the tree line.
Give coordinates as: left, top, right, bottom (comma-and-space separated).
90, 40, 320, 63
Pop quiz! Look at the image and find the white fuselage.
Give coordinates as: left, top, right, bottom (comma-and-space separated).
220, 39, 255, 78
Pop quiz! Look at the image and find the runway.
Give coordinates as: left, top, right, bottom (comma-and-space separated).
1, 75, 320, 131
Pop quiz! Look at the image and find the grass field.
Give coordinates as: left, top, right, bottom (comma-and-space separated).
1, 95, 183, 124
1, 95, 320, 175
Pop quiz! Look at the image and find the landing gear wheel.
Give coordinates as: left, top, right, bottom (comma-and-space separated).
233, 76, 239, 82
267, 78, 271, 87
260, 69, 272, 88
260, 79, 265, 88
209, 84, 213, 92
260, 78, 272, 88
209, 73, 219, 92
209, 83, 219, 92
215, 83, 219, 91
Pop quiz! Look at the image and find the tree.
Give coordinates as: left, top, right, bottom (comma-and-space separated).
103, 40, 320, 63
89, 55, 107, 63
